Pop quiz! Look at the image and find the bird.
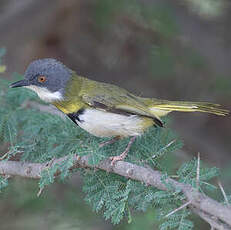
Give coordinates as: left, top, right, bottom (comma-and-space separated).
10, 58, 229, 165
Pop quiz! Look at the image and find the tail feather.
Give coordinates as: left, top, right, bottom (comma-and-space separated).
145, 99, 229, 117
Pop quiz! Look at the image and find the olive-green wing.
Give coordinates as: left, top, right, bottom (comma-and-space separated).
79, 79, 163, 127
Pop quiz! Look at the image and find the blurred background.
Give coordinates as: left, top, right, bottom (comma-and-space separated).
0, 0, 230, 229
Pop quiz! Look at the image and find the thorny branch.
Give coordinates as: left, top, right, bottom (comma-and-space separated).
0, 154, 230, 229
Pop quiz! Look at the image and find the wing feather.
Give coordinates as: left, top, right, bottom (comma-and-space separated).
79, 79, 163, 127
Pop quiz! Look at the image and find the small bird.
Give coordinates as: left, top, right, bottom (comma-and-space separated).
10, 59, 229, 164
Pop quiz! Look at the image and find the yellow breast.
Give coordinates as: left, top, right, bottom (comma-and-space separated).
53, 100, 85, 114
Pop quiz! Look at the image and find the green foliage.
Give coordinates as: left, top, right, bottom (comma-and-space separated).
0, 176, 9, 191
177, 158, 219, 193
160, 209, 193, 230
39, 154, 75, 191
0, 74, 223, 229
83, 171, 131, 224
82, 149, 219, 227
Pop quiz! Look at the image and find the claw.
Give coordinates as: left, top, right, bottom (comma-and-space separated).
110, 136, 136, 166
110, 154, 126, 166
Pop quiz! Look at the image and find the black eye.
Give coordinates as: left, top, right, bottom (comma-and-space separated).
38, 75, 46, 83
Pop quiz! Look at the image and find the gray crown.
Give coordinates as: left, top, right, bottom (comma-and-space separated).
24, 58, 72, 93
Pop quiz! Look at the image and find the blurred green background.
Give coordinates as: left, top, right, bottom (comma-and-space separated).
0, 0, 230, 229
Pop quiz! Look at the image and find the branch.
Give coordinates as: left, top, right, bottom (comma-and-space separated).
191, 207, 231, 230
0, 154, 230, 228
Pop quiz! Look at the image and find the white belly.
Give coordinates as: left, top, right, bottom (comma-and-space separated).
76, 108, 146, 137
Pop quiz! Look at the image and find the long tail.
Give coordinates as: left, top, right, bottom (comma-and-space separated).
143, 99, 229, 117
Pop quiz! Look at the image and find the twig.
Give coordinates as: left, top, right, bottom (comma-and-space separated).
218, 181, 229, 206
37, 187, 44, 197
165, 201, 191, 218
0, 154, 230, 229
196, 152, 200, 189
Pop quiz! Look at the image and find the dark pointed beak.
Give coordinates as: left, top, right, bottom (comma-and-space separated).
10, 79, 29, 88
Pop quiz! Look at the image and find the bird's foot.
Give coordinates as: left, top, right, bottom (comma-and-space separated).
110, 136, 136, 166
110, 153, 127, 166
99, 136, 120, 148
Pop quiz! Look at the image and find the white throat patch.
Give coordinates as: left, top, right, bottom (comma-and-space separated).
24, 85, 63, 102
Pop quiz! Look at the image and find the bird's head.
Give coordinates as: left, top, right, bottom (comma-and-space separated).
10, 58, 71, 102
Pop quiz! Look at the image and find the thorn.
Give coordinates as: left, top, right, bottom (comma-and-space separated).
166, 139, 176, 148
196, 152, 200, 190
165, 201, 191, 218
37, 187, 44, 197
218, 181, 229, 205
151, 139, 176, 159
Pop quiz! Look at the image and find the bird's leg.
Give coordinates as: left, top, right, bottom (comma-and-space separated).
110, 136, 136, 165
99, 136, 120, 148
